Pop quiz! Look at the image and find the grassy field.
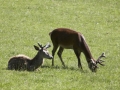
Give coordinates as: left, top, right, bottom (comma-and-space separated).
0, 0, 120, 90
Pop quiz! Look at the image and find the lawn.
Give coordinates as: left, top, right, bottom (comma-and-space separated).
0, 0, 120, 90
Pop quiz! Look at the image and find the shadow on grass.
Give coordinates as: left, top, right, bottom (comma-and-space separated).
3, 65, 88, 73
2, 68, 7, 70
41, 65, 88, 73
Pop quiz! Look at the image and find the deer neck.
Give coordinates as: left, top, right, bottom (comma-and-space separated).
83, 48, 94, 63
30, 52, 43, 69
81, 36, 94, 63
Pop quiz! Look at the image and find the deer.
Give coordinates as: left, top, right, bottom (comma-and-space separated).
8, 43, 53, 71
49, 28, 105, 72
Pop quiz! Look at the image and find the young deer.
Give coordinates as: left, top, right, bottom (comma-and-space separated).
8, 43, 53, 71
49, 28, 105, 72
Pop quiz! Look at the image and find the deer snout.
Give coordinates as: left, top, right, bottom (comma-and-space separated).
49, 55, 53, 59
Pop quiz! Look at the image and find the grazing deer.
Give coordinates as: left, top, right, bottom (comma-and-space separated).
8, 43, 53, 71
49, 28, 105, 72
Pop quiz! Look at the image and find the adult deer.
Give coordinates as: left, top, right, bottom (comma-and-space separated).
49, 28, 105, 72
8, 43, 53, 71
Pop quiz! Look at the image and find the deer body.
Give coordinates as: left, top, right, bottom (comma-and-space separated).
49, 28, 105, 72
8, 43, 53, 71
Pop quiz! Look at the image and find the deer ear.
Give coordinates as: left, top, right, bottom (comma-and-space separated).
34, 45, 39, 51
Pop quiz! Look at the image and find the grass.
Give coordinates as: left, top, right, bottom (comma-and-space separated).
0, 0, 120, 90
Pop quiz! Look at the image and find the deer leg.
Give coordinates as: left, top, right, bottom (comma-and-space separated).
57, 46, 65, 67
74, 50, 82, 69
52, 44, 58, 66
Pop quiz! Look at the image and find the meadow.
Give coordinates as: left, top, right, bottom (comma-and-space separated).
0, 0, 120, 90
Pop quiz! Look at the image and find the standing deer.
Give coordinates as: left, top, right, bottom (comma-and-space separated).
49, 28, 105, 72
8, 43, 53, 71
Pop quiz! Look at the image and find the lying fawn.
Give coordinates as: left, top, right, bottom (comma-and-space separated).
8, 43, 53, 71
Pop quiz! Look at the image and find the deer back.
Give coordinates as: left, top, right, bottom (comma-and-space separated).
50, 28, 82, 49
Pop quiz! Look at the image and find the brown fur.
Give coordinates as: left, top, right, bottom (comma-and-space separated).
49, 28, 105, 72
8, 44, 53, 71
8, 55, 31, 70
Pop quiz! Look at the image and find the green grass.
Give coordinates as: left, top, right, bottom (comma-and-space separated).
0, 0, 120, 90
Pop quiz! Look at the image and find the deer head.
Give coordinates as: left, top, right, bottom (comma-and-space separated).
34, 42, 53, 59
88, 53, 105, 72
